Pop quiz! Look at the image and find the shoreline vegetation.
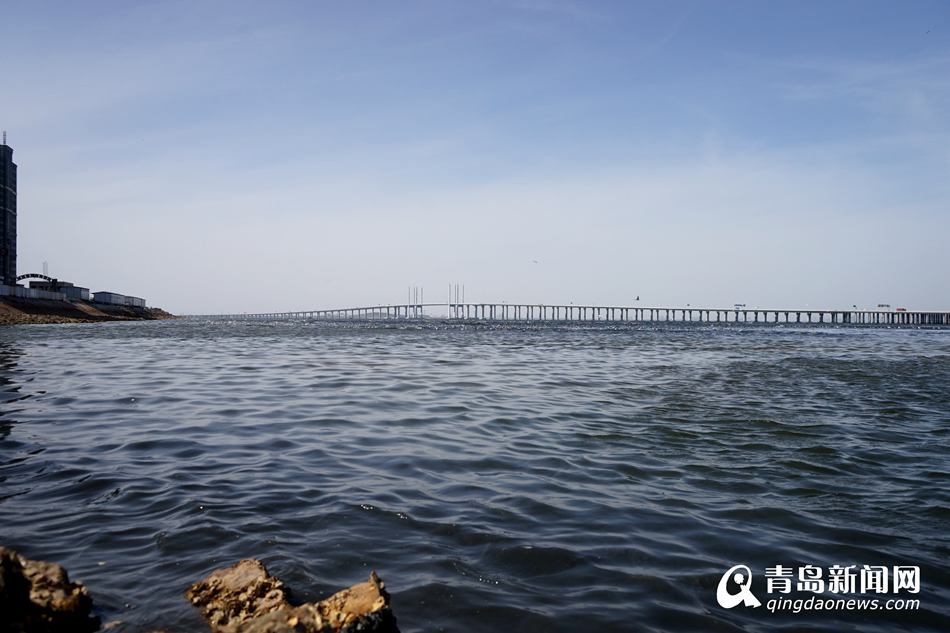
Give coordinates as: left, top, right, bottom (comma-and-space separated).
0, 547, 399, 633
0, 297, 176, 326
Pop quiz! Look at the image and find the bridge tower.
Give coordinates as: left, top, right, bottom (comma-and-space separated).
0, 131, 16, 286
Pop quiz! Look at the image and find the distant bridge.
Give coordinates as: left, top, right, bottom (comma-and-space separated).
192, 302, 950, 327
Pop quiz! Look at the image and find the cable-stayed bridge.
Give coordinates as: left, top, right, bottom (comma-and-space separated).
192, 302, 950, 326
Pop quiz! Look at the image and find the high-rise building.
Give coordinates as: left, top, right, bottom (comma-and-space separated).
0, 131, 16, 286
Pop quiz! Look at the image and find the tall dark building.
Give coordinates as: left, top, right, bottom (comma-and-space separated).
0, 132, 16, 286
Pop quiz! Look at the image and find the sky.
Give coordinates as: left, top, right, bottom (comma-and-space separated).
2, 0, 948, 314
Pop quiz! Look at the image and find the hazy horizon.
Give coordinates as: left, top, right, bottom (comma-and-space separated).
3, 1, 948, 314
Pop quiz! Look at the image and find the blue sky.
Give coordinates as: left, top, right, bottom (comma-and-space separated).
2, 1, 948, 313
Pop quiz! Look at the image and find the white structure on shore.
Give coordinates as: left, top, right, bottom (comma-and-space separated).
93, 291, 146, 308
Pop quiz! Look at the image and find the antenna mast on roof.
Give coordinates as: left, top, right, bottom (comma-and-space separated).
2, 131, 6, 145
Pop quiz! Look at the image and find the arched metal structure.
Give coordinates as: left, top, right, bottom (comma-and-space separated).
16, 273, 55, 283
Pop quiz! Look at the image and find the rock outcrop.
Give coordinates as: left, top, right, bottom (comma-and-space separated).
186, 559, 399, 633
0, 547, 100, 633
0, 548, 396, 633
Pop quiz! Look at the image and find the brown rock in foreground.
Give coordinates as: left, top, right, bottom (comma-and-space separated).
186, 560, 399, 633
0, 547, 100, 633
184, 559, 289, 629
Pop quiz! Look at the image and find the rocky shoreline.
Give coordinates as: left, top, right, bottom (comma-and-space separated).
0, 297, 176, 326
0, 548, 398, 633
186, 559, 398, 633
0, 547, 99, 633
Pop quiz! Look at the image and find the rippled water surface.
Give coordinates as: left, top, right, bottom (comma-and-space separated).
1, 320, 949, 632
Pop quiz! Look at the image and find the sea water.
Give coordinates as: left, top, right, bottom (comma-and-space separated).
1, 320, 948, 632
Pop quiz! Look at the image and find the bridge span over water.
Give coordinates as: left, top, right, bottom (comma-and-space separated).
195, 303, 950, 327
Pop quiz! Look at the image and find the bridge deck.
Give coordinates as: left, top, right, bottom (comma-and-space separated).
192, 303, 950, 327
